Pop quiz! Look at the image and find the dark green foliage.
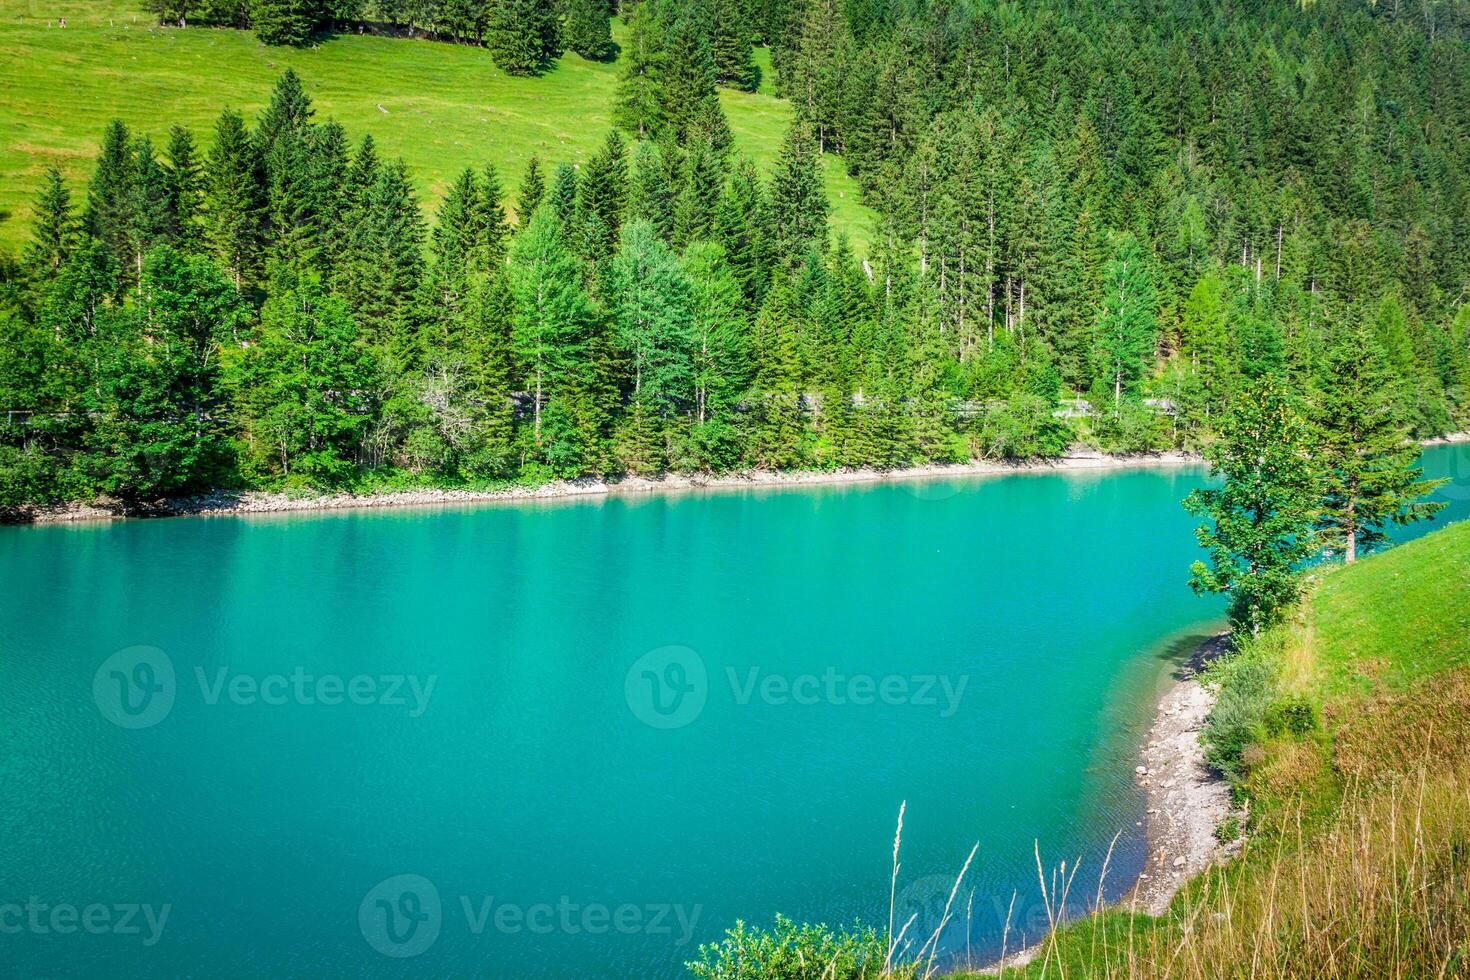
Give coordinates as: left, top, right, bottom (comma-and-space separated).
486, 0, 560, 76
20, 0, 1470, 509
613, 5, 664, 138
564, 0, 613, 61
1310, 317, 1447, 562
248, 0, 323, 45
203, 109, 266, 291
24, 169, 76, 276
767, 122, 828, 266
517, 155, 545, 223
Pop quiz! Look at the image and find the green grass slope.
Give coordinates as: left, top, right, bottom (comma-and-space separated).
0, 0, 872, 250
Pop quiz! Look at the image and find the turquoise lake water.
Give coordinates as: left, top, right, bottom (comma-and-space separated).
3, 443, 1467, 978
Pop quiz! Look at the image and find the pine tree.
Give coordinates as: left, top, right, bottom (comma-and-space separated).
548, 164, 579, 229
477, 164, 512, 272
564, 0, 613, 61
487, 0, 559, 76
24, 169, 76, 276
84, 120, 138, 289
249, 0, 321, 45
203, 109, 266, 291
517, 155, 546, 222
256, 68, 314, 158
627, 141, 675, 241
1184, 378, 1319, 639
1311, 319, 1447, 563
164, 126, 205, 254
660, 17, 719, 141
767, 122, 828, 267
613, 4, 665, 138
710, 0, 757, 91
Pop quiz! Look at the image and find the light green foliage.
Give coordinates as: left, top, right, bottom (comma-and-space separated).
1185, 379, 1321, 638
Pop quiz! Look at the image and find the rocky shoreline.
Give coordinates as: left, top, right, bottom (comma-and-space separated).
980, 632, 1240, 975
1125, 631, 1241, 915
4, 450, 1205, 524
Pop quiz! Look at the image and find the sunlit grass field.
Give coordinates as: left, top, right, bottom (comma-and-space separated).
0, 0, 872, 251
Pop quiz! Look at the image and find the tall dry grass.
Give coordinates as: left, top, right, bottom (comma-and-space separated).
994, 672, 1470, 980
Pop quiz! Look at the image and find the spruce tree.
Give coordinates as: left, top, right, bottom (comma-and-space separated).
564, 0, 614, 61
203, 109, 266, 291
548, 164, 579, 229
660, 17, 719, 141
487, 0, 559, 76
24, 169, 76, 276
767, 122, 828, 267
1311, 319, 1447, 563
256, 68, 314, 158
84, 120, 138, 289
710, 0, 758, 91
574, 130, 628, 259
128, 137, 176, 283
613, 5, 665, 138
627, 141, 675, 242
477, 164, 512, 272
674, 139, 722, 246
517, 156, 546, 222
342, 160, 427, 357
249, 0, 320, 45
164, 126, 205, 254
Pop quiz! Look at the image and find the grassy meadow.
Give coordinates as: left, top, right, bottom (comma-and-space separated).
0, 0, 873, 251
968, 517, 1470, 979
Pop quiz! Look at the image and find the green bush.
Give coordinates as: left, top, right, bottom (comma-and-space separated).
687, 915, 919, 980
1203, 651, 1277, 785
1265, 695, 1317, 737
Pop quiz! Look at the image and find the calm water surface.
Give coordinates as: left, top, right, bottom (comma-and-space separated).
3, 444, 1466, 978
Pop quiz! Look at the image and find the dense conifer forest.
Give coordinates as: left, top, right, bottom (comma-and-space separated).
3, 0, 1469, 506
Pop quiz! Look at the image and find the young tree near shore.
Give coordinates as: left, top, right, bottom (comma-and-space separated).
1311, 319, 1447, 563
1184, 379, 1319, 639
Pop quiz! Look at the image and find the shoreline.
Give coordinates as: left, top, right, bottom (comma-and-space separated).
4, 450, 1206, 525
978, 632, 1239, 975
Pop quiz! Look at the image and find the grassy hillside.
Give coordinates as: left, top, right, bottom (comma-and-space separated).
975, 518, 1470, 979
0, 0, 872, 251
